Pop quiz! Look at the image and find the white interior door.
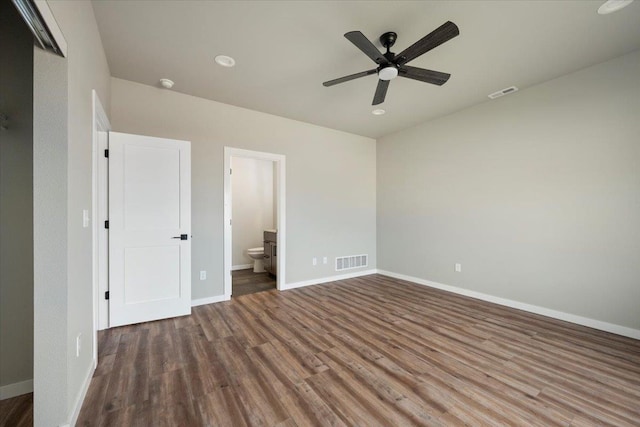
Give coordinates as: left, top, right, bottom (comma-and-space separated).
108, 132, 191, 327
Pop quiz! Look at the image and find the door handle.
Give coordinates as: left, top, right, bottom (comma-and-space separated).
171, 234, 188, 240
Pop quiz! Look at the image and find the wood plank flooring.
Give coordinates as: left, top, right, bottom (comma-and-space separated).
232, 268, 276, 297
77, 274, 640, 426
0, 393, 32, 427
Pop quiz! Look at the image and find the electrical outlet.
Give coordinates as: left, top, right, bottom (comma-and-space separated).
76, 333, 81, 357
200, 270, 206, 280
323, 257, 328, 264
455, 263, 462, 272
312, 257, 317, 266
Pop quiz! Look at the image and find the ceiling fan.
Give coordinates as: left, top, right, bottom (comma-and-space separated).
323, 21, 459, 105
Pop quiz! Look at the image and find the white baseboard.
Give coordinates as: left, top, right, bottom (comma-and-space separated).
64, 359, 95, 427
0, 379, 33, 400
282, 269, 378, 291
377, 269, 640, 340
192, 294, 230, 307
190, 270, 377, 305
232, 264, 253, 271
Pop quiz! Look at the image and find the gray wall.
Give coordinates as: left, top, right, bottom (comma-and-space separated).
377, 50, 640, 330
33, 47, 68, 425
45, 1, 112, 415
32, 1, 111, 423
110, 77, 377, 298
0, 0, 34, 391
231, 157, 275, 267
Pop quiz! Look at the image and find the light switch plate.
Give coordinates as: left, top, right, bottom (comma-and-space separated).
82, 209, 89, 228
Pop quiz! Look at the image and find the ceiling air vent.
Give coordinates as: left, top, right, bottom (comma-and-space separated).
336, 254, 368, 271
488, 86, 519, 100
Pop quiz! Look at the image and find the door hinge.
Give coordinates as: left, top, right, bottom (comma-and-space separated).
104, 149, 109, 158
230, 219, 232, 226
104, 220, 109, 229
230, 168, 232, 175
104, 291, 109, 300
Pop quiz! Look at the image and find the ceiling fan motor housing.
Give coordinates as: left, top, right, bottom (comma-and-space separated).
378, 32, 399, 80
379, 31, 397, 50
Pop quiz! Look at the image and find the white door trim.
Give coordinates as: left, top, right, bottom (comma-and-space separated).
224, 147, 286, 299
91, 90, 110, 366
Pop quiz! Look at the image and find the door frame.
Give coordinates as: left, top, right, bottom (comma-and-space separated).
223, 147, 286, 298
91, 90, 111, 365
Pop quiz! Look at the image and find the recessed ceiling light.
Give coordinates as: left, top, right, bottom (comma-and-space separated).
598, 0, 634, 14
214, 55, 236, 67
159, 78, 174, 89
372, 109, 386, 115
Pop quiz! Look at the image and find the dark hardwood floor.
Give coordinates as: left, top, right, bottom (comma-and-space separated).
0, 393, 32, 427
77, 274, 640, 426
232, 268, 276, 297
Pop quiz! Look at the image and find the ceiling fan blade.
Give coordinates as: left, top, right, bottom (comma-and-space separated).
399, 66, 451, 86
395, 21, 459, 66
323, 69, 377, 87
372, 79, 390, 105
344, 31, 387, 64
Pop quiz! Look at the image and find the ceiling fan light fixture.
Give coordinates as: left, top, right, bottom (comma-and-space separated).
598, 0, 634, 14
372, 109, 386, 115
214, 55, 236, 67
378, 65, 398, 81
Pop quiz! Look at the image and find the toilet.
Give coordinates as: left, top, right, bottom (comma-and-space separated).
247, 247, 265, 273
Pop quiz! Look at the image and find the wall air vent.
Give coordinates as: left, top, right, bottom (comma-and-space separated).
336, 254, 368, 271
488, 86, 519, 100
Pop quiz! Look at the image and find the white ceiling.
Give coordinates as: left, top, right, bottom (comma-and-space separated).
92, 0, 640, 138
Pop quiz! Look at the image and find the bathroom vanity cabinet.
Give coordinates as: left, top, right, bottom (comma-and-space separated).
264, 230, 277, 277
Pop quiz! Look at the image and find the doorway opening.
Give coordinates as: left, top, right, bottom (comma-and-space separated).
0, 0, 35, 416
224, 148, 286, 298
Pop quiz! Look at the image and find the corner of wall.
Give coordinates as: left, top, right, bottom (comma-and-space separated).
33, 45, 70, 426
